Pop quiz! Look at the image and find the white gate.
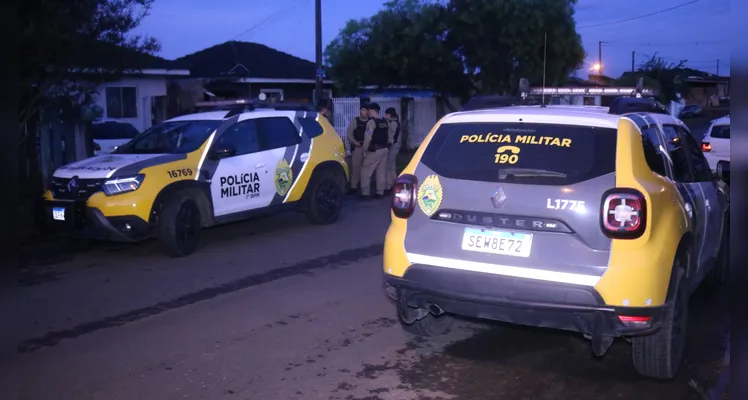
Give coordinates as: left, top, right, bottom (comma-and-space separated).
410, 98, 437, 148
331, 97, 401, 154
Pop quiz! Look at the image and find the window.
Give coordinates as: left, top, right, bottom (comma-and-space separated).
710, 124, 730, 139
640, 125, 668, 177
419, 122, 617, 185
106, 87, 137, 118
260, 89, 284, 102
217, 120, 260, 156
92, 122, 139, 140
661, 125, 694, 182
677, 126, 712, 182
115, 120, 222, 154
256, 117, 301, 150
298, 117, 324, 138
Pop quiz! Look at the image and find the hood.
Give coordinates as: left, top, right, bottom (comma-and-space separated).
54, 153, 173, 179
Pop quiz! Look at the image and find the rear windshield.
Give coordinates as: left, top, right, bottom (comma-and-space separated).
92, 123, 139, 140
419, 122, 617, 185
710, 124, 730, 139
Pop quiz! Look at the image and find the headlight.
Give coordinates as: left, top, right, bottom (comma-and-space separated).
102, 174, 145, 196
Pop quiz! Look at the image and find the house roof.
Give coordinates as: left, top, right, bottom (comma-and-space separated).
82, 40, 189, 75
174, 41, 324, 80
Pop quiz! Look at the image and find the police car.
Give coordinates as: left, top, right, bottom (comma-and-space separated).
44, 99, 349, 256
383, 97, 730, 379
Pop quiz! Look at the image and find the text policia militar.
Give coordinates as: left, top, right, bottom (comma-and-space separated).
220, 173, 261, 199
458, 133, 572, 165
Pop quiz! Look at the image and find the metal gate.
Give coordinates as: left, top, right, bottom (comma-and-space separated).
411, 98, 437, 148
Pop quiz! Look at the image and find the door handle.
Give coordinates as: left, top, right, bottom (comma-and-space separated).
255, 163, 266, 169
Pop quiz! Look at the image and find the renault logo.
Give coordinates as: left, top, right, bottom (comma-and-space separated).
67, 176, 79, 192
491, 186, 507, 208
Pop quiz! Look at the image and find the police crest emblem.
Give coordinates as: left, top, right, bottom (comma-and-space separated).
274, 159, 293, 196
417, 174, 443, 216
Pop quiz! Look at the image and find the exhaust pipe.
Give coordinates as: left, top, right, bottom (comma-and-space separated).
428, 303, 444, 316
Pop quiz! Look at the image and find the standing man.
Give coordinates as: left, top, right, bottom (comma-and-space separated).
345, 104, 369, 194
360, 103, 389, 199
384, 107, 401, 194
316, 99, 331, 120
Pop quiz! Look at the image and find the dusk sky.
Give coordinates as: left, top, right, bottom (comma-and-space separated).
134, 0, 731, 79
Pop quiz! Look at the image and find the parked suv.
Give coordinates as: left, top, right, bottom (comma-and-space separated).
384, 100, 729, 379
44, 101, 349, 256
701, 115, 730, 173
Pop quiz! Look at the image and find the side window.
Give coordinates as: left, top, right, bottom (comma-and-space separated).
661, 125, 694, 182
217, 120, 260, 156
639, 125, 668, 177
677, 126, 712, 182
256, 117, 302, 150
298, 117, 324, 138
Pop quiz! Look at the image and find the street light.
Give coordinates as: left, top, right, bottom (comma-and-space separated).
590, 63, 601, 72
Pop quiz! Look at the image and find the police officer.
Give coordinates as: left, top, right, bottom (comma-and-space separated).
360, 103, 390, 199
383, 107, 401, 193
345, 104, 369, 194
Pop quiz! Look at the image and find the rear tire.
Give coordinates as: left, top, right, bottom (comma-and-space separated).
157, 192, 202, 257
632, 266, 688, 380
305, 170, 343, 225
396, 296, 454, 337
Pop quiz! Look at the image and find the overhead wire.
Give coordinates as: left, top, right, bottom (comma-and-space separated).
578, 0, 703, 29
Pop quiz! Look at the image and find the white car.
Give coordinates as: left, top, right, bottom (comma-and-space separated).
92, 121, 139, 155
701, 115, 730, 172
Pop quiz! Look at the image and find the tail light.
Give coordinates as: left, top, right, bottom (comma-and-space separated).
392, 174, 418, 219
701, 142, 711, 152
600, 188, 647, 239
618, 315, 652, 327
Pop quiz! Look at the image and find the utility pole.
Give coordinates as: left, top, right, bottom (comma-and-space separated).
631, 51, 635, 72
598, 41, 603, 75
314, 0, 323, 104
716, 59, 720, 76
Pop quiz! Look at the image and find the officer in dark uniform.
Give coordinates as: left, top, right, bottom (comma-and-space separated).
345, 104, 369, 194
360, 103, 390, 198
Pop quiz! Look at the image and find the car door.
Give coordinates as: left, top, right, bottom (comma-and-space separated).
208, 119, 271, 217
676, 125, 723, 263
660, 123, 709, 275
254, 116, 303, 206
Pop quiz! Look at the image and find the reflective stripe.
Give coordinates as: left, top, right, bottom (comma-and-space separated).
405, 253, 601, 286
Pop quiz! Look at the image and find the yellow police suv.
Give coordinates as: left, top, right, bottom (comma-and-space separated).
384, 96, 730, 379
43, 100, 348, 256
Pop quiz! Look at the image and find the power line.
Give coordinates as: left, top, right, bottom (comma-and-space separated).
604, 41, 728, 47
227, 0, 304, 42
578, 0, 702, 29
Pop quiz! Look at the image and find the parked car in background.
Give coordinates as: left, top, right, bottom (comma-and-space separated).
678, 104, 703, 118
701, 115, 730, 173
92, 121, 139, 155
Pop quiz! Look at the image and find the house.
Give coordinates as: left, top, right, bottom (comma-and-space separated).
172, 41, 335, 106
684, 75, 730, 107
87, 43, 190, 132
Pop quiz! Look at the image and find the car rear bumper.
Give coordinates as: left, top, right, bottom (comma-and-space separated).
44, 199, 152, 242
384, 264, 665, 337
703, 152, 729, 172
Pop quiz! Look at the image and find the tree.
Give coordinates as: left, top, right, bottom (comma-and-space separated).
324, 0, 586, 99
625, 53, 689, 103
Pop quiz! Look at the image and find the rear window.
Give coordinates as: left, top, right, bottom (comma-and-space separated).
419, 122, 617, 185
298, 117, 324, 138
92, 122, 139, 140
710, 125, 730, 139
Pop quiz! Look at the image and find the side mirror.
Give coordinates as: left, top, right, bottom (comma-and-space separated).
717, 160, 729, 184
209, 143, 237, 160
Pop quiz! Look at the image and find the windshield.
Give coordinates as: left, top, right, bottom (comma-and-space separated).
92, 122, 139, 140
114, 120, 223, 154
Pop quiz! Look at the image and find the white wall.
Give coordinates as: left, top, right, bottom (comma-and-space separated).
94, 76, 169, 132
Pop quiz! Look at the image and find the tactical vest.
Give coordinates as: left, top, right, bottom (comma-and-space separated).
353, 117, 368, 142
369, 118, 390, 151
391, 119, 401, 145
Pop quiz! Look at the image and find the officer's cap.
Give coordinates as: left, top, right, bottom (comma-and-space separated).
384, 107, 398, 116
368, 102, 381, 111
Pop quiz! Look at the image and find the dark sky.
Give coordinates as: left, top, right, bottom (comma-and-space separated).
134, 0, 731, 78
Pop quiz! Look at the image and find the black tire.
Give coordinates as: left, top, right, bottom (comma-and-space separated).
305, 170, 343, 225
706, 214, 729, 286
632, 266, 688, 380
396, 297, 454, 337
157, 192, 202, 257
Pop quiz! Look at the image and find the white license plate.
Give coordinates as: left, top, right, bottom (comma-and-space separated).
52, 207, 66, 221
461, 227, 532, 257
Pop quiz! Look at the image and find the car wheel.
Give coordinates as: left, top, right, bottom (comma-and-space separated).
305, 170, 343, 225
396, 295, 454, 337
631, 266, 688, 380
706, 213, 729, 286
157, 192, 202, 257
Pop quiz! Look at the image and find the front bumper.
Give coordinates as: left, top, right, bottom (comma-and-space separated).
44, 199, 152, 242
385, 264, 665, 337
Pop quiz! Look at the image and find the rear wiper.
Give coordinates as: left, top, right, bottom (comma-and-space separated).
499, 168, 567, 178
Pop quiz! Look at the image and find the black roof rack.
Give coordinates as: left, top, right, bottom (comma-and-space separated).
608, 97, 670, 116
460, 95, 540, 111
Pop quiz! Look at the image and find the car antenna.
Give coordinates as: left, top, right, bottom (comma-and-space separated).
540, 31, 547, 108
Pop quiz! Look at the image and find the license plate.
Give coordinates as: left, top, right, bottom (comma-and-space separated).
461, 227, 532, 257
52, 207, 66, 221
